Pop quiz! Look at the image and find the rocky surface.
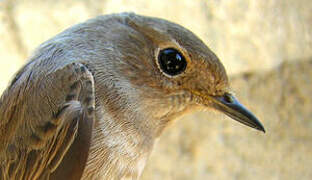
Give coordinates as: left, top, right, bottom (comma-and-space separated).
0, 0, 311, 179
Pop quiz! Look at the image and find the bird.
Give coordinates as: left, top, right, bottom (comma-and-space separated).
0, 12, 265, 180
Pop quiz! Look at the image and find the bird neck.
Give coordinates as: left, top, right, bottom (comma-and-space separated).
85, 72, 192, 178
94, 76, 162, 148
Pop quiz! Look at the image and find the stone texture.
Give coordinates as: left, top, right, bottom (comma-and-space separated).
0, 0, 311, 179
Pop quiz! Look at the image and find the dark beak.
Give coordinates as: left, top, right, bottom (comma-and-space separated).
213, 93, 265, 133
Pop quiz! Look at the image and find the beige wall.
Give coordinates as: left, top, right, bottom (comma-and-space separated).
0, 0, 311, 179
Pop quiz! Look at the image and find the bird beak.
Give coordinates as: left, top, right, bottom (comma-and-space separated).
212, 93, 265, 133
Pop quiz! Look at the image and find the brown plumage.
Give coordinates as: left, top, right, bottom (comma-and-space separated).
0, 13, 265, 180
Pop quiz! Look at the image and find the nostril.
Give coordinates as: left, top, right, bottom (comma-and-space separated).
224, 93, 234, 104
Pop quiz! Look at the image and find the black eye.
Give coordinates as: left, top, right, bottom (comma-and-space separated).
158, 48, 187, 76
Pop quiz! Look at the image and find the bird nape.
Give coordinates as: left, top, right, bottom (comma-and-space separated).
0, 12, 265, 180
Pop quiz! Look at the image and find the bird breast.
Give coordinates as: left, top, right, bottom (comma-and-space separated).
81, 104, 152, 180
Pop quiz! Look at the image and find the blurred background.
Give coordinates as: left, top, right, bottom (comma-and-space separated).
0, 0, 311, 179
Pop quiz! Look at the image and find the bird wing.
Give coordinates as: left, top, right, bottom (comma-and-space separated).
0, 62, 95, 180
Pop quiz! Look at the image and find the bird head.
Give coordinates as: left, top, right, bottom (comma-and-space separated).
98, 13, 265, 135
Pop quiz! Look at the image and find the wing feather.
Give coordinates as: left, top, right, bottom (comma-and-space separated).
0, 62, 95, 180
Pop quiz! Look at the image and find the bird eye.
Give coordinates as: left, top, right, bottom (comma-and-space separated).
158, 48, 187, 76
